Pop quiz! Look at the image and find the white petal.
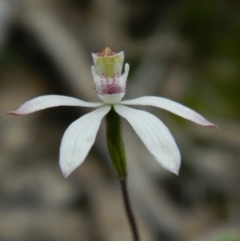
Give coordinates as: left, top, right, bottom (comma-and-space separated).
7, 95, 103, 115
91, 65, 101, 82
60, 105, 111, 178
114, 105, 181, 174
119, 63, 130, 83
92, 53, 98, 67
118, 51, 124, 67
121, 96, 215, 127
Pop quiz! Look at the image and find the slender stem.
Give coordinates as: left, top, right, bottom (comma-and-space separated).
120, 178, 140, 241
106, 109, 140, 240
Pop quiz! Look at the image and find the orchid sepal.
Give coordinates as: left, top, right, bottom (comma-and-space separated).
121, 96, 215, 127
60, 105, 111, 178
114, 105, 181, 174
7, 95, 103, 116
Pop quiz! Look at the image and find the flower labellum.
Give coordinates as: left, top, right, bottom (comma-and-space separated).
7, 47, 216, 178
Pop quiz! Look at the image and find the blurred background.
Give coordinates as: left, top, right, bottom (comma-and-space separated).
0, 0, 240, 240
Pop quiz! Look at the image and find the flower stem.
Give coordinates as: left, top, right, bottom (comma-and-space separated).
106, 108, 140, 241
120, 178, 140, 241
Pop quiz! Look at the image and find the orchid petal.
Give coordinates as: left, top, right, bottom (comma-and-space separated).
114, 105, 181, 174
121, 96, 215, 127
7, 95, 103, 116
60, 105, 111, 178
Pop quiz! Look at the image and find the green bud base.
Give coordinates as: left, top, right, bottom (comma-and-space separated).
106, 107, 127, 179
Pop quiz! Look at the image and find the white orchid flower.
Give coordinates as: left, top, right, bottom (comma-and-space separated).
7, 47, 215, 178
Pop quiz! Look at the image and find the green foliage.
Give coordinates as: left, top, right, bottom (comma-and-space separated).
215, 233, 240, 241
